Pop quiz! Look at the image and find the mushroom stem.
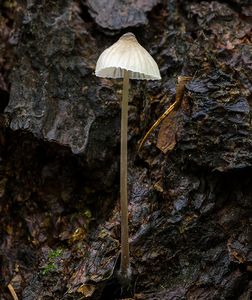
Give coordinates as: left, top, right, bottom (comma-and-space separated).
120, 70, 130, 277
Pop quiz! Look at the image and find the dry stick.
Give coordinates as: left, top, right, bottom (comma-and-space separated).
138, 100, 178, 151
7, 284, 19, 300
138, 76, 192, 151
120, 70, 130, 276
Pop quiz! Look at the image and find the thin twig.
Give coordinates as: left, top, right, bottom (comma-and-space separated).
138, 76, 192, 151
138, 100, 178, 151
7, 283, 19, 300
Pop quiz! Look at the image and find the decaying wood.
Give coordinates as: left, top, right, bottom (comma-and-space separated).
0, 0, 252, 299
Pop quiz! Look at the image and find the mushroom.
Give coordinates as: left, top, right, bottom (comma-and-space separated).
95, 32, 161, 281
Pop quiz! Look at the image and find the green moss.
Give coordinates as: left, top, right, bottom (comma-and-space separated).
41, 248, 63, 275
41, 262, 57, 275
48, 248, 63, 259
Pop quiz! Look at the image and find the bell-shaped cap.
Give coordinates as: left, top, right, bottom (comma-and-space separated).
95, 33, 161, 80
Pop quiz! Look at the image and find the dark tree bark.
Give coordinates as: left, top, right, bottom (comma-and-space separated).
0, 0, 252, 299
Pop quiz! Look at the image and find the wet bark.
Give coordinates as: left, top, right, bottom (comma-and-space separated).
0, 0, 252, 299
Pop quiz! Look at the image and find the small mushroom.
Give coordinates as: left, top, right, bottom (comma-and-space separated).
95, 32, 161, 281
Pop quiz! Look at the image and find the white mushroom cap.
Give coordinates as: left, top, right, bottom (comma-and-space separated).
95, 33, 161, 80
